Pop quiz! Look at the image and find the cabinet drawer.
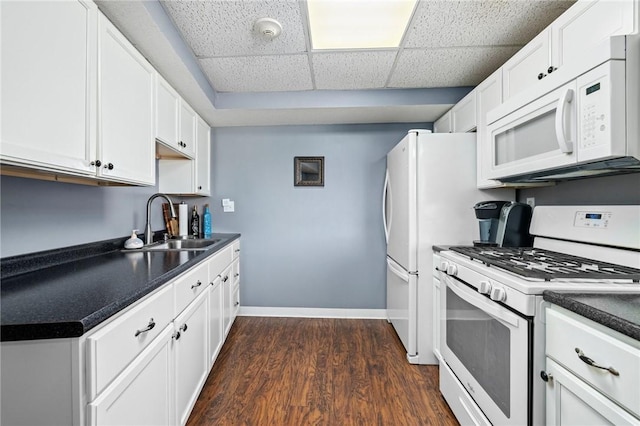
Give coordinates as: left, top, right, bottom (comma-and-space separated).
208, 245, 233, 279
86, 284, 174, 400
174, 260, 208, 316
546, 307, 640, 417
232, 258, 240, 286
232, 240, 240, 259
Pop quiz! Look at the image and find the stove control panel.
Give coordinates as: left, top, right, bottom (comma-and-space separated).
574, 211, 611, 228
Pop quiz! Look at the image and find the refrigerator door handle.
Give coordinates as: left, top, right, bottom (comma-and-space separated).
387, 257, 409, 282
382, 169, 391, 244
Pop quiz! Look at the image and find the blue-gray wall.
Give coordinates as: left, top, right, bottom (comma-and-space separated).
208, 123, 421, 309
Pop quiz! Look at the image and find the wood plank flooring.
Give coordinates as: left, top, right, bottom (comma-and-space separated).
187, 317, 458, 425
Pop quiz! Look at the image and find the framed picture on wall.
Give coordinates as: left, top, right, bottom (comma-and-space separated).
294, 157, 324, 186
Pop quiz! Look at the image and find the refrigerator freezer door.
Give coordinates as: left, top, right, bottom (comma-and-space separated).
385, 132, 417, 272
386, 256, 417, 356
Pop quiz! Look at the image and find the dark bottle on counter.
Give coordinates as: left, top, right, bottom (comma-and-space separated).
191, 205, 200, 237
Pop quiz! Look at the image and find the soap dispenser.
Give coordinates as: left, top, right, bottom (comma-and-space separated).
124, 230, 144, 249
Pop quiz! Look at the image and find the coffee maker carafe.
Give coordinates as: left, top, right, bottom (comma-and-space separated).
473, 201, 533, 247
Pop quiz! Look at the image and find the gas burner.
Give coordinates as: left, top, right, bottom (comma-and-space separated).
448, 246, 640, 281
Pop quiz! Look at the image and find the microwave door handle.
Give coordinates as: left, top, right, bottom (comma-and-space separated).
444, 275, 519, 328
382, 169, 391, 244
555, 88, 574, 153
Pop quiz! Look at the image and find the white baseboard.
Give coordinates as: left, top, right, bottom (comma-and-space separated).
238, 306, 387, 319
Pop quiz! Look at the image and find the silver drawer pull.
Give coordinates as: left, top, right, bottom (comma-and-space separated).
235, 249, 240, 253
234, 302, 240, 307
222, 275, 229, 282
179, 323, 188, 333
134, 318, 156, 337
234, 273, 240, 278
575, 348, 620, 376
191, 280, 202, 289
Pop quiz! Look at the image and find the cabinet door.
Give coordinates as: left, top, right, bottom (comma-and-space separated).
552, 0, 637, 71
208, 276, 224, 366
475, 69, 506, 189
432, 275, 441, 362
452, 90, 477, 132
88, 324, 174, 426
179, 101, 197, 159
195, 116, 211, 196
221, 265, 233, 337
156, 75, 180, 150
1, 0, 97, 175
433, 111, 452, 133
503, 29, 551, 101
174, 290, 209, 426
98, 13, 155, 185
545, 358, 638, 426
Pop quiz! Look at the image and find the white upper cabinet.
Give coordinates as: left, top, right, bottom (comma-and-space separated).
502, 0, 637, 103
502, 29, 552, 101
1, 0, 97, 176
98, 13, 155, 185
552, 0, 638, 70
195, 116, 211, 196
179, 101, 197, 159
156, 75, 181, 152
475, 69, 506, 189
433, 111, 453, 133
451, 90, 477, 132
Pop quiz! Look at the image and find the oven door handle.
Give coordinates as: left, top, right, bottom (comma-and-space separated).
444, 275, 520, 328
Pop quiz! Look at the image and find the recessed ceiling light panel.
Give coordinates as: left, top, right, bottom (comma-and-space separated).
307, 0, 417, 50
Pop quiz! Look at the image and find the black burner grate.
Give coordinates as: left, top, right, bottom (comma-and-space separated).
449, 246, 640, 281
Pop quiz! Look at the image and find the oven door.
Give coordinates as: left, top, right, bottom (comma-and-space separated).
441, 274, 531, 426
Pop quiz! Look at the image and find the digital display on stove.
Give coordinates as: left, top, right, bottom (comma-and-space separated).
585, 213, 602, 219
575, 211, 611, 228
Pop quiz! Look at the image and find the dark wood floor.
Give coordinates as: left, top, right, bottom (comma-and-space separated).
187, 316, 458, 426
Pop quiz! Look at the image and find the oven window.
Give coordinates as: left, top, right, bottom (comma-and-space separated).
446, 287, 511, 417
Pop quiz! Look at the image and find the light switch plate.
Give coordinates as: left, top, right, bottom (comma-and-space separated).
223, 200, 235, 212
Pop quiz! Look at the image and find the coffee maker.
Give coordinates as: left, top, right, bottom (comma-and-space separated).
473, 201, 533, 247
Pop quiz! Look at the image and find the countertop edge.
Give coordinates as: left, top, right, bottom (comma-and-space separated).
1, 233, 241, 342
543, 291, 640, 341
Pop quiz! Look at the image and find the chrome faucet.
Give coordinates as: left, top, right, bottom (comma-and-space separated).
145, 193, 177, 245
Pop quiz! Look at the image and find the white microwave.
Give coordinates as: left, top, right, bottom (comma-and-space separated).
486, 37, 639, 183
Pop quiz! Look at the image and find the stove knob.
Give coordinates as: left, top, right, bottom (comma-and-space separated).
478, 281, 492, 295
439, 261, 449, 272
446, 264, 458, 276
490, 287, 507, 302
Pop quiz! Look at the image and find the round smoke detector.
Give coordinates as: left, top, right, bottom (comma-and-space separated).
254, 18, 282, 40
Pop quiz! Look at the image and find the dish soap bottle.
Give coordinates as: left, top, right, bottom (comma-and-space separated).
191, 205, 200, 237
203, 204, 212, 237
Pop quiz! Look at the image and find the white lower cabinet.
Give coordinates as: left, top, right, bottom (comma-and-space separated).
208, 275, 224, 366
432, 252, 442, 362
174, 290, 209, 426
0, 239, 241, 426
88, 324, 174, 426
545, 306, 640, 425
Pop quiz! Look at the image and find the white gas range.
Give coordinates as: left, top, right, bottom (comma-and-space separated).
437, 205, 640, 426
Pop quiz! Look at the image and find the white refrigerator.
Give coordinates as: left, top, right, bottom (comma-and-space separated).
383, 129, 512, 364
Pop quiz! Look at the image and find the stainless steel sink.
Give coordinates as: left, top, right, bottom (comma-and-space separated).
140, 238, 223, 251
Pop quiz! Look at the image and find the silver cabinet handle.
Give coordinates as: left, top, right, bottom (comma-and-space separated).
234, 273, 240, 278
222, 275, 229, 282
179, 323, 188, 333
575, 348, 620, 376
172, 331, 181, 340
234, 302, 240, 306
191, 280, 202, 289
134, 318, 155, 337
235, 249, 240, 253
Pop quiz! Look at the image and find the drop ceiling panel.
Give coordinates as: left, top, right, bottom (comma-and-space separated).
404, 1, 575, 48
200, 55, 313, 92
161, 0, 307, 57
389, 47, 521, 88
312, 51, 398, 90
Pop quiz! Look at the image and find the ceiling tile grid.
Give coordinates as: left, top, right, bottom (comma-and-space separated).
199, 54, 313, 92
161, 0, 307, 57
389, 46, 522, 88
311, 51, 398, 90
404, 0, 575, 48
160, 0, 576, 93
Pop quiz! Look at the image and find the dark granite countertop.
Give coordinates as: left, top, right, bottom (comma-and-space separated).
543, 291, 640, 341
1, 233, 240, 342
432, 245, 454, 253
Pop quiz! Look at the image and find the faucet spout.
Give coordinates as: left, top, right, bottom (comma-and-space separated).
145, 193, 177, 245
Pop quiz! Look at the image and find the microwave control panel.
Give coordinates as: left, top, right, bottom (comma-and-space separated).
579, 75, 610, 149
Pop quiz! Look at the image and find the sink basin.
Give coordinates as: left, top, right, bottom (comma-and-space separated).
141, 238, 223, 251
